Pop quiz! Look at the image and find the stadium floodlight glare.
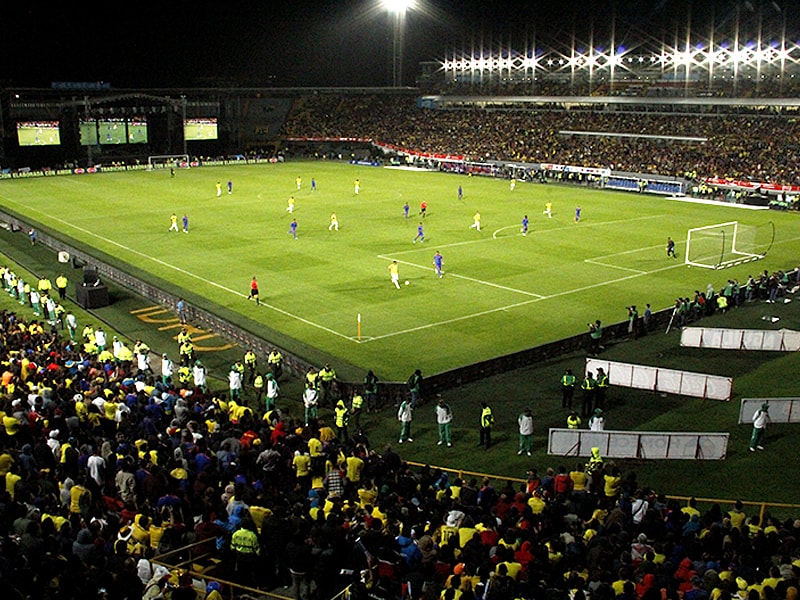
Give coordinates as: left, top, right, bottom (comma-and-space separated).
383, 0, 416, 87
382, 0, 414, 13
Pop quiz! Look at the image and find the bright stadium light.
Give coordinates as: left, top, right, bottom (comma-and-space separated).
383, 0, 416, 86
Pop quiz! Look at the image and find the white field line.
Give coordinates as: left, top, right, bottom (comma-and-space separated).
0, 203, 353, 341
363, 261, 689, 341
584, 260, 647, 274
376, 255, 545, 299
9, 198, 791, 344
392, 214, 665, 255
583, 243, 666, 274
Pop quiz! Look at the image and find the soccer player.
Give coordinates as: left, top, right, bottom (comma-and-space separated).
667, 237, 677, 258
182, 214, 189, 233
419, 201, 427, 217
403, 202, 409, 218
543, 202, 552, 218
289, 219, 298, 239
521, 215, 529, 236
413, 222, 425, 244
458, 185, 463, 201
433, 251, 444, 278
575, 206, 582, 222
388, 260, 401, 289
470, 211, 481, 231
510, 178, 516, 191
296, 176, 302, 190
287, 196, 295, 213
354, 178, 360, 195
249, 277, 260, 305
311, 177, 317, 192
329, 212, 339, 231
216, 182, 222, 197
227, 180, 232, 194
168, 213, 179, 232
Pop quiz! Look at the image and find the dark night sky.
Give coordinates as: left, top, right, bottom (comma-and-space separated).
2, 0, 796, 89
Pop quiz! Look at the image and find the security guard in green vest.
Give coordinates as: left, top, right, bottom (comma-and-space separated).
177, 327, 192, 350
561, 368, 577, 409
230, 523, 260, 583
567, 411, 582, 429
54, 303, 66, 329
133, 339, 150, 357
244, 350, 257, 384
305, 367, 318, 390
334, 399, 349, 444
268, 349, 283, 380
350, 392, 364, 432
581, 371, 596, 418
83, 336, 99, 356
178, 364, 192, 385
253, 372, 265, 404
116, 343, 134, 368
179, 340, 195, 366
38, 276, 52, 296
55, 273, 68, 300
479, 401, 494, 449
319, 363, 337, 407
595, 367, 609, 411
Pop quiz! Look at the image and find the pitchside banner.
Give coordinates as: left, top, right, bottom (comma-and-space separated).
738, 398, 800, 424
585, 358, 733, 401
681, 327, 800, 352
548, 428, 729, 460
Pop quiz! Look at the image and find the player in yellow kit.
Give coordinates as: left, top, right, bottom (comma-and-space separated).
388, 260, 400, 289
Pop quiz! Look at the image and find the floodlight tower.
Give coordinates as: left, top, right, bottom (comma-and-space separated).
384, 0, 414, 87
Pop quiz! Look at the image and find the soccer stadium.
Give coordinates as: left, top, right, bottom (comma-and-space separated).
1, 1, 800, 599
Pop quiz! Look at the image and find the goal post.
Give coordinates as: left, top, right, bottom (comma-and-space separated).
147, 154, 190, 171
685, 221, 774, 269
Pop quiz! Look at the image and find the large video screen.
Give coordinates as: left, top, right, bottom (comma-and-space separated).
99, 118, 127, 145
17, 121, 61, 146
184, 118, 218, 140
79, 119, 99, 146
128, 119, 148, 144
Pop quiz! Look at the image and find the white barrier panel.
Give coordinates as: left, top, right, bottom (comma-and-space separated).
586, 358, 733, 401
738, 398, 800, 424
548, 428, 729, 460
681, 327, 800, 351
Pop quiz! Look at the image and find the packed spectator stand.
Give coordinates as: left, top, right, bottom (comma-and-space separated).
281, 93, 800, 188
2, 257, 800, 600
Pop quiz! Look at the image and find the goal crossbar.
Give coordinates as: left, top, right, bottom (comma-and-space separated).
685, 221, 766, 270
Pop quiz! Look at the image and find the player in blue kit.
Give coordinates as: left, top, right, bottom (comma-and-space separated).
403, 202, 409, 218
433, 251, 444, 278
288, 219, 298, 239
521, 215, 529, 236
182, 214, 189, 233
575, 206, 582, 222
413, 222, 425, 244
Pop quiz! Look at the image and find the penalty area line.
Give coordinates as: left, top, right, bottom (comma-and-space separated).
19, 209, 356, 343
376, 254, 545, 298
360, 260, 688, 343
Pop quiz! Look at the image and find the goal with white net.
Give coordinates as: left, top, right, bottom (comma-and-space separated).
147, 154, 190, 171
685, 221, 774, 269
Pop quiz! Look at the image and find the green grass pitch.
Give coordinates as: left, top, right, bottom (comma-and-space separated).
1, 161, 798, 381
